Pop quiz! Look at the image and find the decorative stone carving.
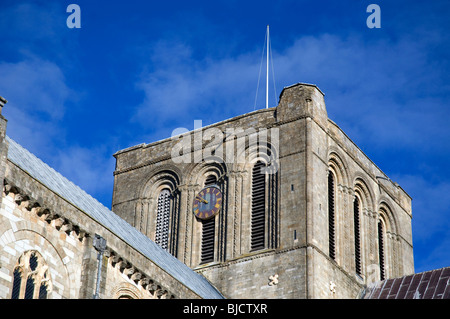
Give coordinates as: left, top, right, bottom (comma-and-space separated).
329, 281, 336, 294
268, 274, 279, 286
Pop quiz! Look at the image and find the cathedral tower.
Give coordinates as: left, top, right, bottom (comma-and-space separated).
111, 83, 414, 298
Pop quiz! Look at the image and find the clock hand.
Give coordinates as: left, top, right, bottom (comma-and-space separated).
196, 195, 209, 204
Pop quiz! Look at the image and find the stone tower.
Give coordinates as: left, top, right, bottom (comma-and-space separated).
111, 83, 414, 298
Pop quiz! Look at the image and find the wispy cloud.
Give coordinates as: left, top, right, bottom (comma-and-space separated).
0, 56, 115, 205
133, 31, 449, 149
133, 40, 263, 132
0, 58, 71, 151
0, 1, 107, 205
53, 145, 116, 206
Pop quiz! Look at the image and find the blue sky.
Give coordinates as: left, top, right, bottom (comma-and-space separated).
0, 0, 449, 273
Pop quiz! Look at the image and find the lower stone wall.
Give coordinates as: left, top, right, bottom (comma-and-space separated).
0, 192, 81, 298
309, 246, 364, 299
197, 245, 365, 299
0, 175, 205, 299
196, 247, 307, 299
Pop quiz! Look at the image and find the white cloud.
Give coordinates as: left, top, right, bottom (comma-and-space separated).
0, 57, 114, 206
0, 58, 69, 119
133, 32, 449, 152
0, 58, 71, 155
133, 41, 262, 131
53, 145, 115, 206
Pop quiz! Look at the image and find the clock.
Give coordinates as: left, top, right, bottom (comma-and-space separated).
193, 186, 223, 220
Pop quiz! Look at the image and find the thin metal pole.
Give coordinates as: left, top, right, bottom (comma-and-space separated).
93, 250, 103, 299
266, 25, 269, 109
92, 234, 107, 299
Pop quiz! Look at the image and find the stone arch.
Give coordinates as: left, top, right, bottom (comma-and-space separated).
112, 282, 143, 299
140, 168, 181, 198
11, 250, 53, 299
377, 200, 399, 279
328, 151, 350, 187
352, 177, 375, 277
1, 227, 72, 298
327, 151, 350, 264
353, 176, 375, 213
186, 159, 228, 187
234, 135, 279, 175
236, 140, 279, 253
137, 168, 181, 255
186, 160, 228, 265
377, 200, 398, 235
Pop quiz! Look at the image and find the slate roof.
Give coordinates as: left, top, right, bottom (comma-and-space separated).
5, 136, 223, 299
361, 267, 450, 299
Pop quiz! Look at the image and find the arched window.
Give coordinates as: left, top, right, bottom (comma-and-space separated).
251, 161, 266, 251
200, 174, 218, 264
143, 170, 180, 256
354, 196, 362, 276
155, 189, 171, 250
378, 219, 386, 280
11, 251, 51, 299
328, 170, 336, 260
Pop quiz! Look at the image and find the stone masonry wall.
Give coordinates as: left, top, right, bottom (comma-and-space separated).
0, 157, 203, 299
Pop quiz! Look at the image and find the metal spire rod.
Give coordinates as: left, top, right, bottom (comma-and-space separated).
266, 25, 269, 109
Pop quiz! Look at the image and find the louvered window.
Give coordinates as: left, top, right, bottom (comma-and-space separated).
378, 220, 386, 280
155, 189, 171, 250
200, 175, 218, 264
328, 171, 336, 260
354, 197, 362, 276
204, 175, 217, 186
251, 161, 266, 251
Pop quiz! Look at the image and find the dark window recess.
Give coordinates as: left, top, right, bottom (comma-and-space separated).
155, 189, 171, 250
251, 161, 266, 251
38, 283, 48, 299
24, 277, 35, 299
11, 268, 21, 299
201, 218, 215, 263
200, 174, 218, 264
29, 253, 38, 271
354, 197, 362, 276
378, 220, 386, 280
328, 171, 336, 260
204, 175, 217, 186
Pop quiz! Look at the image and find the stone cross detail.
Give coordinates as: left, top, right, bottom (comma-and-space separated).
268, 274, 279, 286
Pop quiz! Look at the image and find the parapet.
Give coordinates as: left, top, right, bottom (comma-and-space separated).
277, 83, 328, 129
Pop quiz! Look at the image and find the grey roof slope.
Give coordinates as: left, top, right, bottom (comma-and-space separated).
361, 267, 450, 299
5, 136, 223, 299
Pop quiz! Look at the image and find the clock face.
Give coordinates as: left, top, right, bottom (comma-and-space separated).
193, 186, 222, 220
